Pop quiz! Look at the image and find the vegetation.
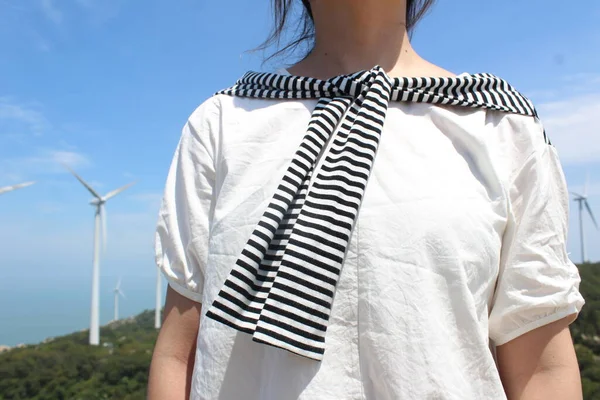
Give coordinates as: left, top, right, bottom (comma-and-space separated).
0, 311, 158, 400
2, 264, 600, 399
573, 263, 600, 399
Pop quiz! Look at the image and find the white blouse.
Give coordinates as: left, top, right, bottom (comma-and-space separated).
155, 69, 584, 399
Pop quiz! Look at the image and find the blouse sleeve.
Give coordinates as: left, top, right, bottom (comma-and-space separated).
488, 116, 585, 346
154, 99, 219, 303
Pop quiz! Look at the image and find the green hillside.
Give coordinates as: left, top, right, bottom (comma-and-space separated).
0, 311, 158, 400
1, 263, 600, 399
572, 263, 600, 399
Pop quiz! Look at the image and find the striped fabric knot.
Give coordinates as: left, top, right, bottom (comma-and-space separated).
205, 65, 539, 361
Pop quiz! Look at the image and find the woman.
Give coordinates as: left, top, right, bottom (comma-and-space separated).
148, 1, 584, 399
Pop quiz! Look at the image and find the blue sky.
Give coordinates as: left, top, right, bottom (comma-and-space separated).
1, 0, 600, 346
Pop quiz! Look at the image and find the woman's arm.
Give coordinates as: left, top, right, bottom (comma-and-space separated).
148, 286, 202, 400
496, 315, 582, 400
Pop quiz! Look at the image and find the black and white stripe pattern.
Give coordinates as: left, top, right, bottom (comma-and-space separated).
205, 66, 539, 361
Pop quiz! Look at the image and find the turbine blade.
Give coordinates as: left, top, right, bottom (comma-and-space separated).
119, 290, 126, 299
116, 277, 121, 291
0, 181, 35, 195
103, 181, 136, 201
584, 200, 598, 229
63, 165, 102, 199
570, 191, 584, 198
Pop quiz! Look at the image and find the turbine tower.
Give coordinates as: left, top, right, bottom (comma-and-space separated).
113, 277, 125, 321
155, 270, 162, 329
571, 177, 598, 264
0, 181, 35, 195
66, 166, 135, 345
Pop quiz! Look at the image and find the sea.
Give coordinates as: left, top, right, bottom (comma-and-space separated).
0, 273, 164, 347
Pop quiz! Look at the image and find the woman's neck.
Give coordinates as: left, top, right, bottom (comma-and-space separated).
288, 0, 453, 79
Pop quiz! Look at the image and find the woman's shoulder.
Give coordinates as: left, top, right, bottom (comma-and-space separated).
479, 79, 548, 150
186, 91, 263, 126
421, 67, 551, 168
479, 84, 553, 181
189, 95, 221, 120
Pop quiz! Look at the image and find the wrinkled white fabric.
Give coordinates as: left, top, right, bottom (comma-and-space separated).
155, 70, 584, 400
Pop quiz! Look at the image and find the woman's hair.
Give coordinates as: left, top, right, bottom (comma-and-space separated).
259, 0, 436, 62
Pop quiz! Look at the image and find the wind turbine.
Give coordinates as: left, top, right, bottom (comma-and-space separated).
113, 277, 125, 321
0, 181, 35, 195
155, 270, 162, 329
571, 176, 598, 264
65, 166, 135, 345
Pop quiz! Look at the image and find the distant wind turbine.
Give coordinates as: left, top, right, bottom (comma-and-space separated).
65, 166, 135, 345
155, 271, 162, 329
113, 277, 125, 321
0, 181, 35, 195
571, 176, 598, 264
